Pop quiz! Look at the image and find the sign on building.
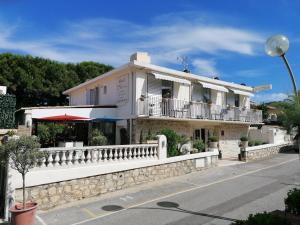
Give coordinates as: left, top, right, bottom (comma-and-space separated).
118, 74, 129, 104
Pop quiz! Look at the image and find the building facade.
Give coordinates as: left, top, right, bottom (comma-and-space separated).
58, 52, 268, 158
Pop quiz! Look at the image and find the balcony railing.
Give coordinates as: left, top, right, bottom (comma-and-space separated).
137, 97, 262, 123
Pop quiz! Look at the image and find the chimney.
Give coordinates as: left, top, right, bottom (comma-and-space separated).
0, 86, 7, 95
130, 52, 151, 64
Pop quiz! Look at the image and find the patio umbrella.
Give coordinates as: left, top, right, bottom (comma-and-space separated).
38, 114, 91, 121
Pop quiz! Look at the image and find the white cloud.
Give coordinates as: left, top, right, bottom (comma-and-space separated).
251, 92, 289, 103
0, 14, 264, 69
192, 59, 218, 76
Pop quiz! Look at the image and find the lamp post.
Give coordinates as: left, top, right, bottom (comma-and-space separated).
265, 34, 298, 96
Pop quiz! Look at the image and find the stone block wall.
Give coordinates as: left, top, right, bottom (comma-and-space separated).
15, 156, 218, 210
244, 143, 292, 161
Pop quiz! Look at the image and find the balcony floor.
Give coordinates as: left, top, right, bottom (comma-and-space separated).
137, 115, 264, 125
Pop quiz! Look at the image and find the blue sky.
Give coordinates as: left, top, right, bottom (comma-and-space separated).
1, 0, 300, 102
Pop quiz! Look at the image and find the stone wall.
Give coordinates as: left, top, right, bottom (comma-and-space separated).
15, 156, 218, 210
243, 143, 293, 161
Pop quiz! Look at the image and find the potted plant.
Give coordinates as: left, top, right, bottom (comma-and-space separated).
208, 136, 219, 149
145, 130, 158, 144
0, 136, 44, 225
240, 136, 249, 148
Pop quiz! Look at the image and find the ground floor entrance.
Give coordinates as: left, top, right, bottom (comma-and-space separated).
133, 118, 250, 158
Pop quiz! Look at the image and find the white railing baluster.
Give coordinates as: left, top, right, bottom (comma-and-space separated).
66, 150, 73, 166
47, 152, 53, 167
53, 151, 60, 167
61, 150, 67, 166
80, 150, 85, 164
103, 149, 107, 162
86, 149, 91, 164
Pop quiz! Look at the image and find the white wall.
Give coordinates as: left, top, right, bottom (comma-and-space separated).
248, 126, 288, 144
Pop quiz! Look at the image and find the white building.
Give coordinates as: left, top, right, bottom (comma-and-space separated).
20, 52, 271, 158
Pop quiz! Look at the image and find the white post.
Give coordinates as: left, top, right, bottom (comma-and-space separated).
156, 135, 167, 159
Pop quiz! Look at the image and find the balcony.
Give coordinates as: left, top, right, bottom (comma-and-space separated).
137, 97, 262, 123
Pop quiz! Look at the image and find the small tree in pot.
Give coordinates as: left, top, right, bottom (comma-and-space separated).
0, 136, 44, 225
208, 136, 219, 149
240, 136, 249, 148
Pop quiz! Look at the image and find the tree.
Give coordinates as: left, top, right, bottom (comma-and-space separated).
37, 123, 65, 147
0, 136, 44, 209
0, 53, 113, 108
282, 96, 300, 152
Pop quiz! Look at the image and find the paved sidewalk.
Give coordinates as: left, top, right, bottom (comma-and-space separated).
35, 152, 300, 225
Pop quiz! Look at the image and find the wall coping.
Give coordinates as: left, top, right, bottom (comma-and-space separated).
11, 151, 218, 189
244, 142, 291, 152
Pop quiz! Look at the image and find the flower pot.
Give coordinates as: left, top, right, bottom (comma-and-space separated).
9, 202, 37, 225
146, 140, 158, 144
209, 141, 218, 149
241, 141, 248, 148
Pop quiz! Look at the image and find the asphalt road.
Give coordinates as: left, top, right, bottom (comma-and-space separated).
37, 152, 300, 225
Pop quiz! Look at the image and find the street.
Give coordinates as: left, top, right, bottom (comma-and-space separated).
37, 152, 300, 225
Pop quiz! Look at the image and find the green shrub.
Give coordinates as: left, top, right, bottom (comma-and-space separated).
159, 129, 181, 157
193, 139, 205, 152
145, 130, 157, 141
240, 136, 248, 141
248, 140, 255, 147
285, 188, 300, 215
37, 123, 65, 147
254, 140, 263, 146
230, 212, 291, 225
90, 129, 108, 146
208, 136, 218, 142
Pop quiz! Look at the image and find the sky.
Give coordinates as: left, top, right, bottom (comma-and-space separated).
1, 0, 300, 103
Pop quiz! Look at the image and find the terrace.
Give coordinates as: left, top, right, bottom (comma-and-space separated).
137, 96, 263, 123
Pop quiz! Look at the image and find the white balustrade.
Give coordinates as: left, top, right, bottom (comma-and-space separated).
39, 143, 159, 168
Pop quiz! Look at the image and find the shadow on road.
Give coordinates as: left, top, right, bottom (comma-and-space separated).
101, 201, 238, 222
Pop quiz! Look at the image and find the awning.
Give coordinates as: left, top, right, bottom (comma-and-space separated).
38, 114, 91, 121
229, 88, 254, 97
152, 72, 191, 85
198, 81, 229, 92
92, 118, 122, 122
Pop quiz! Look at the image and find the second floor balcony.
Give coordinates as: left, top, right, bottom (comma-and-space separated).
137, 96, 263, 123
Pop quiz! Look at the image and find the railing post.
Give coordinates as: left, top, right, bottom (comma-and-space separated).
156, 135, 167, 159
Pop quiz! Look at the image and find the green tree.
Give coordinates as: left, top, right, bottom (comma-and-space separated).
282, 96, 300, 152
0, 53, 113, 108
0, 136, 44, 209
90, 129, 108, 146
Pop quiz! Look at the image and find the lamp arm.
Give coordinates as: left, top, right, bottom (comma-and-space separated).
281, 54, 298, 96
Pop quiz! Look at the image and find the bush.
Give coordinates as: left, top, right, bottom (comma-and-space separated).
230, 212, 291, 225
285, 188, 300, 215
240, 136, 248, 141
208, 136, 218, 142
254, 140, 263, 146
193, 139, 205, 152
145, 130, 157, 141
90, 129, 108, 146
159, 129, 181, 157
37, 123, 65, 147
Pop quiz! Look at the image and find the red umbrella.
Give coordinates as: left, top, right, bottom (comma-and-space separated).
38, 114, 91, 121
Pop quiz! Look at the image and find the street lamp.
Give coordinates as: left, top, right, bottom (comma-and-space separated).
265, 34, 298, 96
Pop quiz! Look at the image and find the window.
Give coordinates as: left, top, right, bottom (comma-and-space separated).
203, 88, 211, 103
194, 128, 206, 141
103, 85, 107, 94
234, 94, 239, 107
161, 80, 173, 98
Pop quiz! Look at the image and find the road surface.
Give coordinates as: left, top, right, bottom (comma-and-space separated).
37, 152, 300, 225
